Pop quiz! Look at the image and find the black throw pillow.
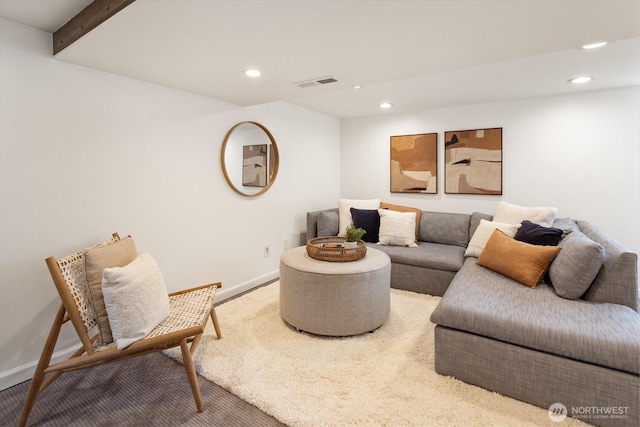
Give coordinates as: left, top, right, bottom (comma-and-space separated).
350, 208, 380, 243
514, 220, 563, 246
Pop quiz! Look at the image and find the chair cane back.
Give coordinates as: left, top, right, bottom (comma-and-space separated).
18, 233, 222, 427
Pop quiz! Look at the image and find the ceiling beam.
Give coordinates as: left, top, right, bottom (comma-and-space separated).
53, 0, 135, 55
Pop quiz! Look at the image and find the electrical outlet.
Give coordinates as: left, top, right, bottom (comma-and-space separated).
264, 245, 270, 257
283, 238, 288, 250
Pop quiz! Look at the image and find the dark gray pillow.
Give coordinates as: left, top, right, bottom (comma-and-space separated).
549, 230, 605, 299
420, 211, 472, 247
552, 217, 579, 233
469, 212, 493, 241
317, 211, 339, 236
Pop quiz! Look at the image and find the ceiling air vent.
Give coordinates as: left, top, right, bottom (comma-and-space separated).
295, 76, 339, 88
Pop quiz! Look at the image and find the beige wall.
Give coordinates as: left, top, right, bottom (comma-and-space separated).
3, 15, 638, 391
0, 18, 341, 389
341, 87, 640, 253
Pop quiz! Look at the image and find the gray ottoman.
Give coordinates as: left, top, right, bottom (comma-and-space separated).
279, 246, 391, 336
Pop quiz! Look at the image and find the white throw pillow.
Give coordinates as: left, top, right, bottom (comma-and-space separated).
492, 201, 558, 227
338, 198, 381, 237
465, 219, 521, 257
102, 252, 170, 350
377, 209, 418, 247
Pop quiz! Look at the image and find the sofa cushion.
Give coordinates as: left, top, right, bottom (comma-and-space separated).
577, 220, 639, 310
338, 198, 380, 237
418, 211, 471, 247
317, 211, 339, 236
514, 220, 563, 246
379, 202, 421, 243
477, 230, 561, 288
552, 217, 580, 233
431, 258, 640, 374
549, 228, 605, 300
350, 208, 380, 243
465, 219, 520, 257
368, 241, 465, 272
469, 212, 493, 241
377, 209, 418, 247
307, 208, 339, 240
493, 201, 557, 227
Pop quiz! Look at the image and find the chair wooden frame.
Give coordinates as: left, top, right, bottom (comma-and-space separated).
19, 233, 222, 427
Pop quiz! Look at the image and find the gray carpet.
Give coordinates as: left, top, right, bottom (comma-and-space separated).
1, 351, 286, 426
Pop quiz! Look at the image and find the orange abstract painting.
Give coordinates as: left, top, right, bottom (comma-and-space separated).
390, 133, 438, 193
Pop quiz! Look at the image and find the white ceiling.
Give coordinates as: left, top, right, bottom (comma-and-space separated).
1, 0, 639, 118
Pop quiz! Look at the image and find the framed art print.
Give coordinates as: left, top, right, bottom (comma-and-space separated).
242, 144, 268, 187
444, 128, 502, 195
390, 133, 438, 193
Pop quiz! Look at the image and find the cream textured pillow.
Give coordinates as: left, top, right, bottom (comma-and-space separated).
102, 252, 170, 350
465, 219, 521, 257
338, 198, 381, 237
84, 236, 138, 345
492, 201, 558, 227
379, 202, 422, 243
477, 230, 562, 288
377, 209, 418, 247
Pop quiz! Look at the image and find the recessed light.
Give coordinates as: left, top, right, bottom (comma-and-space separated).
353, 85, 362, 89
568, 76, 593, 84
379, 102, 393, 109
582, 41, 607, 50
245, 69, 261, 77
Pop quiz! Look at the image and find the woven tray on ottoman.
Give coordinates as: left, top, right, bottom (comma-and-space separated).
306, 236, 366, 262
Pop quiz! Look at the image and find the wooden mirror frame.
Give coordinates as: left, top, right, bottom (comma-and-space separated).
220, 121, 279, 197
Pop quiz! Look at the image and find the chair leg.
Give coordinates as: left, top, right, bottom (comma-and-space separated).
18, 304, 66, 427
190, 334, 203, 356
19, 369, 46, 427
180, 339, 203, 412
210, 306, 222, 339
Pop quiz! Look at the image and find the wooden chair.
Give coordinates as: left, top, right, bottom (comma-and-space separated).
19, 233, 222, 427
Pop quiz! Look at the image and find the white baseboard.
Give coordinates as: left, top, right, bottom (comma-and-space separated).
0, 344, 79, 391
215, 270, 279, 302
0, 271, 280, 392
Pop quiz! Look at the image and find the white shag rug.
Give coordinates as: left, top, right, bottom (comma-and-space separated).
165, 282, 586, 426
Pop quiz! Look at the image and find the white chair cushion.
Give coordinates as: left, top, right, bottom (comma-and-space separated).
102, 252, 170, 350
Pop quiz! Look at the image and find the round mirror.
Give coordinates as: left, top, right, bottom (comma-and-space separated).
221, 121, 279, 197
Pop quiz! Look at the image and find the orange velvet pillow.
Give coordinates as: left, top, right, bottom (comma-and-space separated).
476, 230, 561, 288
380, 202, 422, 243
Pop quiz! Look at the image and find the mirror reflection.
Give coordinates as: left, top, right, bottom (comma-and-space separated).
221, 121, 279, 197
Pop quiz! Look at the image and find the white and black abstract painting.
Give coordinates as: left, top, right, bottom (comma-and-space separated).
444, 128, 502, 195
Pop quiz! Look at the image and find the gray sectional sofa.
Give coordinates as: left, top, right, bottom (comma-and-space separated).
306, 207, 639, 427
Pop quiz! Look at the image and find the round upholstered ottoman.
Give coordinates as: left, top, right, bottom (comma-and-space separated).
279, 246, 391, 336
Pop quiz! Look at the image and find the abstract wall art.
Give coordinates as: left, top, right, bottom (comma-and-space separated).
390, 133, 438, 193
242, 144, 268, 187
444, 128, 502, 195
